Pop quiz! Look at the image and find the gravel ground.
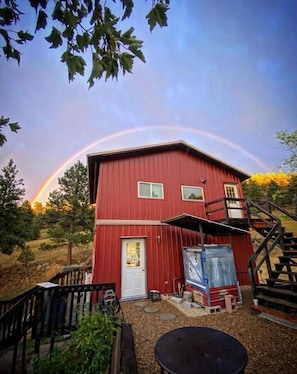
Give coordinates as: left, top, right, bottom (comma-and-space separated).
120, 287, 297, 374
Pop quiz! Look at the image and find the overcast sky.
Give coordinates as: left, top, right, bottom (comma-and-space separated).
1, 0, 296, 204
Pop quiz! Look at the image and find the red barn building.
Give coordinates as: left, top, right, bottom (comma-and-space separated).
87, 140, 254, 301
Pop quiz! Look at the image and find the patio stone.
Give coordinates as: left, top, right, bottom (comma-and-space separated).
144, 305, 160, 313
134, 300, 147, 308
160, 313, 176, 320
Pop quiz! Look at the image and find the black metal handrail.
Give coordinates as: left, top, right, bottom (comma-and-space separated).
0, 286, 39, 319
49, 265, 92, 285
0, 282, 115, 373
246, 200, 294, 295
0, 265, 92, 318
0, 265, 117, 373
256, 201, 297, 221
248, 220, 282, 295
205, 197, 248, 223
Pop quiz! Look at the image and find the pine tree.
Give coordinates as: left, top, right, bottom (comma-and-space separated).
0, 159, 25, 254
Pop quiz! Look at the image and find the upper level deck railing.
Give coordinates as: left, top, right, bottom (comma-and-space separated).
205, 197, 249, 226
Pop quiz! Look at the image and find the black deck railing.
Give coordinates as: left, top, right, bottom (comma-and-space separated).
0, 287, 37, 320
0, 266, 115, 373
49, 265, 92, 285
205, 197, 249, 225
254, 201, 297, 222
0, 265, 92, 318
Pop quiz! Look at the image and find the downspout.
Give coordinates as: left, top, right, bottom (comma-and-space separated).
199, 223, 211, 305
173, 227, 185, 296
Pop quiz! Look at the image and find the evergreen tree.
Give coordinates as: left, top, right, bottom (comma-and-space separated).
19, 200, 42, 240
47, 160, 94, 265
0, 159, 25, 254
242, 179, 265, 203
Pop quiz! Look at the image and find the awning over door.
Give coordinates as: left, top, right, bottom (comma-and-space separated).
162, 213, 249, 236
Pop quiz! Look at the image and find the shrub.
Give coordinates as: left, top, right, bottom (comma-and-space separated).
39, 242, 53, 251
33, 312, 116, 374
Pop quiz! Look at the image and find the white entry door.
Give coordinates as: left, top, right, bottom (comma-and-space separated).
224, 184, 243, 219
121, 238, 147, 300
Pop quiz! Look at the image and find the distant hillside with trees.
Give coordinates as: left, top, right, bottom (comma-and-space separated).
242, 171, 297, 213
243, 130, 297, 213
0, 160, 94, 265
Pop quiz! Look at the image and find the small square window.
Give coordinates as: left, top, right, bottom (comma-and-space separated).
138, 182, 164, 199
182, 185, 204, 201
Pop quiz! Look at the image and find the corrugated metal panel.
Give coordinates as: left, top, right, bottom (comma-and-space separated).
92, 224, 201, 296
231, 235, 254, 285
88, 140, 250, 203
92, 227, 252, 297
92, 147, 252, 297
96, 149, 244, 221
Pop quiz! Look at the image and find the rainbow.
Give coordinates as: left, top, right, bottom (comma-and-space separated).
32, 125, 270, 205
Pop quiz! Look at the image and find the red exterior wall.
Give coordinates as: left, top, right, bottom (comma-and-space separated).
92, 224, 200, 296
95, 150, 242, 220
92, 148, 253, 297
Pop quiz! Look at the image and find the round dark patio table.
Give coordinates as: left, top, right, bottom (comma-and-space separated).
154, 326, 248, 374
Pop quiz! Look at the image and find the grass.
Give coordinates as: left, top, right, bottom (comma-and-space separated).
281, 218, 297, 236
0, 229, 92, 268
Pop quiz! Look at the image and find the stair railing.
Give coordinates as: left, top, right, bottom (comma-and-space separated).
258, 201, 297, 222
248, 221, 283, 295
247, 200, 283, 295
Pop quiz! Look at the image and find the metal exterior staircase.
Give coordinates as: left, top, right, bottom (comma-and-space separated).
247, 201, 297, 319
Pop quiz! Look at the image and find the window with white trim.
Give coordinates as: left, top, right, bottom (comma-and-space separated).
181, 185, 204, 201
138, 182, 164, 199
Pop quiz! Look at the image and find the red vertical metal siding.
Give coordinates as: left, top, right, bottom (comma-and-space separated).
92, 223, 202, 296
231, 234, 254, 285
96, 150, 242, 220
93, 148, 251, 297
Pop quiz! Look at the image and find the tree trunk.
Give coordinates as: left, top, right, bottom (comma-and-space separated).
67, 241, 73, 266
67, 220, 74, 265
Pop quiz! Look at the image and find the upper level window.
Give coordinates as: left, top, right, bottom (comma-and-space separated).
138, 182, 164, 199
181, 185, 204, 201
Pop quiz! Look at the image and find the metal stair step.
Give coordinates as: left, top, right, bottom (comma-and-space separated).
278, 251, 297, 261
284, 236, 297, 243
284, 243, 297, 249
272, 270, 297, 277
275, 263, 297, 270
256, 285, 297, 299
284, 232, 294, 238
266, 278, 297, 287
256, 294, 297, 309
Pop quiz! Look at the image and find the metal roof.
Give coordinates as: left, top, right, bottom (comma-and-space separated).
87, 140, 250, 204
162, 213, 249, 236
